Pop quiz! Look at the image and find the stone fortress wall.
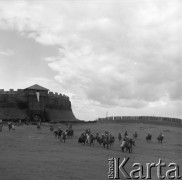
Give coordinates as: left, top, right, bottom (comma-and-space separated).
0, 86, 76, 122
0, 89, 71, 110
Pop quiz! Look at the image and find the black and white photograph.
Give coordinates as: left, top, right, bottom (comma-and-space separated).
0, 0, 181, 179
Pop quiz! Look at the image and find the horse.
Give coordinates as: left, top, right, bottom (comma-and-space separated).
121, 139, 135, 153
66, 129, 74, 139
146, 134, 152, 143
53, 128, 63, 139
157, 135, 164, 143
96, 135, 103, 146
78, 133, 87, 145
86, 134, 95, 146
102, 135, 111, 149
108, 135, 115, 148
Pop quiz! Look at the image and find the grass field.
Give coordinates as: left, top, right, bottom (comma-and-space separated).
0, 122, 181, 180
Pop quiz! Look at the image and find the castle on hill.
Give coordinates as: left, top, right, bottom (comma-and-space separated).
0, 84, 76, 122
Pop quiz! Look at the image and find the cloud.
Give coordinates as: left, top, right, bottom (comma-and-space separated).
0, 0, 182, 119
0, 49, 14, 56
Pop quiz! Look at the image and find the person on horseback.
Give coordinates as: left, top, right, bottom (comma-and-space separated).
120, 139, 126, 152
105, 131, 109, 136
118, 133, 122, 142
62, 131, 67, 143
159, 132, 164, 138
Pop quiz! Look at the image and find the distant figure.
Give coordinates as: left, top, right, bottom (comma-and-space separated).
37, 122, 41, 129
50, 125, 54, 132
146, 132, 152, 143
133, 131, 138, 139
8, 122, 12, 131
8, 122, 15, 131
0, 124, 2, 132
124, 131, 128, 137
157, 133, 164, 143
118, 133, 122, 142
0, 119, 2, 132
62, 131, 67, 143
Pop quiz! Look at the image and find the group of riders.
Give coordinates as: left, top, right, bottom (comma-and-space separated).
78, 129, 164, 153
78, 129, 136, 153
50, 123, 74, 143
1, 121, 165, 153
78, 129, 115, 149
146, 132, 164, 143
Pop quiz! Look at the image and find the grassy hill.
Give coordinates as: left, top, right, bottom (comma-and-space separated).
0, 122, 181, 180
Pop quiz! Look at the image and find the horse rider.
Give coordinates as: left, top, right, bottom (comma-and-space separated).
124, 131, 128, 137
120, 139, 126, 150
62, 131, 67, 143
105, 131, 109, 137
159, 132, 164, 138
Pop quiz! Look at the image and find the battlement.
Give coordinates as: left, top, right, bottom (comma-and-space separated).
0, 89, 25, 95
48, 91, 69, 100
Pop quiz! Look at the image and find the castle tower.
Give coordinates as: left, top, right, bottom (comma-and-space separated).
24, 84, 49, 121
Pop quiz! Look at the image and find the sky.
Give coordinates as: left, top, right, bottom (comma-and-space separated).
0, 0, 182, 121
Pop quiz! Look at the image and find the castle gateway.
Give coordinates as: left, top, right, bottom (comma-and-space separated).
0, 84, 76, 122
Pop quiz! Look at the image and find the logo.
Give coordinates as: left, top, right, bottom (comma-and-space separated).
108, 157, 181, 179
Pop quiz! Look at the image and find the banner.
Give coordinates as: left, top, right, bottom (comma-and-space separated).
36, 92, 40, 102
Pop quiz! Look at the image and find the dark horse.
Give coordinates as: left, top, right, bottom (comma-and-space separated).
146, 134, 152, 143
157, 135, 164, 143
53, 128, 63, 139
121, 139, 135, 153
66, 129, 74, 139
96, 136, 103, 146
103, 136, 110, 149
78, 133, 87, 145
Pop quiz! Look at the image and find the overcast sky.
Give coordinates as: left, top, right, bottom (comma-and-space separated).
0, 0, 182, 120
